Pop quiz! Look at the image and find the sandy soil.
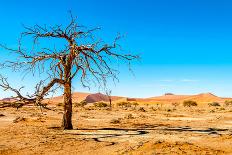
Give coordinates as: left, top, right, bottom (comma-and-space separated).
0, 105, 232, 155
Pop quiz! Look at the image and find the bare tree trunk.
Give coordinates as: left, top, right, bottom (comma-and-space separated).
109, 98, 112, 109
62, 81, 73, 129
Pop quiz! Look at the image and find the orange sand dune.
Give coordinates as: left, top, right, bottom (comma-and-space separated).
2, 92, 232, 105
44, 92, 125, 104
44, 92, 91, 104
136, 93, 231, 105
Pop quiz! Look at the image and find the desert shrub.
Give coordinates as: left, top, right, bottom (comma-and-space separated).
209, 110, 215, 113
117, 101, 132, 108
219, 107, 225, 111
172, 102, 180, 107
57, 102, 63, 107
110, 118, 121, 124
94, 102, 108, 108
124, 113, 134, 119
74, 100, 87, 107
183, 100, 197, 107
208, 102, 220, 107
150, 106, 157, 111
225, 100, 232, 106
132, 102, 139, 107
138, 107, 146, 112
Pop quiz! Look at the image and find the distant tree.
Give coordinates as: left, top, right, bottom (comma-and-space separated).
105, 89, 112, 109
0, 14, 138, 129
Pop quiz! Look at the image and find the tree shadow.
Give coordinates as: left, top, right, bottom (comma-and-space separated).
52, 125, 230, 146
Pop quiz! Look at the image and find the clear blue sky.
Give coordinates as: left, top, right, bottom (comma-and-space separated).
1, 0, 232, 98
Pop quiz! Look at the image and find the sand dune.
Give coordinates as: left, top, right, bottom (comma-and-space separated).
137, 93, 232, 105
84, 93, 124, 103
43, 92, 91, 104
2, 92, 232, 105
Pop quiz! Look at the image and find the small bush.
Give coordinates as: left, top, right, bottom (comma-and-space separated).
57, 103, 63, 107
117, 102, 133, 108
132, 102, 139, 107
138, 107, 146, 112
172, 102, 180, 107
150, 106, 157, 111
94, 102, 108, 108
225, 100, 232, 106
110, 118, 121, 124
208, 102, 220, 107
124, 113, 134, 119
209, 110, 215, 113
220, 107, 225, 111
74, 100, 87, 107
183, 100, 197, 107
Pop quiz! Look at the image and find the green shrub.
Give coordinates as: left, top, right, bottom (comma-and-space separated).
208, 102, 220, 107
94, 102, 108, 108
183, 100, 197, 107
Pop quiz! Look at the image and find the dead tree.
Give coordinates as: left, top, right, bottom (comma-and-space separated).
105, 89, 112, 109
0, 15, 138, 129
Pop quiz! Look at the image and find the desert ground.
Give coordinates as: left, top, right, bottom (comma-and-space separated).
1, 93, 232, 155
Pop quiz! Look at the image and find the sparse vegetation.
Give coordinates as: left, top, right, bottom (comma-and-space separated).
110, 118, 121, 124
172, 102, 180, 107
117, 101, 129, 108
132, 102, 139, 108
219, 107, 225, 111
208, 102, 220, 107
124, 113, 134, 119
117, 101, 135, 108
94, 102, 108, 108
74, 100, 88, 107
225, 100, 232, 106
138, 107, 146, 112
183, 100, 198, 107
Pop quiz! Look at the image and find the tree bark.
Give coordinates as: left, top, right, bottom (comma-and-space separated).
62, 81, 73, 129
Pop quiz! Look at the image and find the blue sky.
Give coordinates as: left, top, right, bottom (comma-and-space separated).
1, 0, 232, 98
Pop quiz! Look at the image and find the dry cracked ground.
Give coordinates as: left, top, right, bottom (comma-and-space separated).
0, 105, 232, 155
